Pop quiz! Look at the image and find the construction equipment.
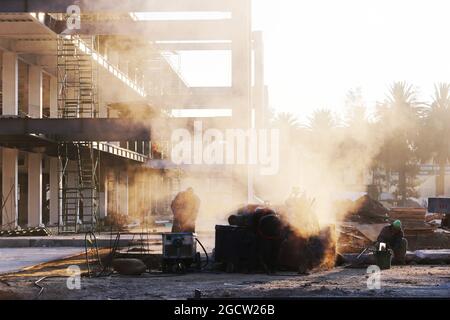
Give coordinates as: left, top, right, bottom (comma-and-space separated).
356, 246, 371, 260
214, 225, 259, 273
356, 242, 392, 269
374, 242, 392, 270
161, 232, 201, 273
57, 35, 100, 233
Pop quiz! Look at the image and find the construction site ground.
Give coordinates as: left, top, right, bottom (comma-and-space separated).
0, 251, 449, 299
1, 229, 450, 299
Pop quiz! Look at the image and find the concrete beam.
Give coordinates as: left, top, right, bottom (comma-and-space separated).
0, 39, 14, 52
13, 40, 56, 55
64, 20, 233, 41
0, 22, 50, 37
146, 87, 236, 107
147, 92, 237, 109
1, 0, 233, 13
0, 118, 151, 141
155, 41, 232, 51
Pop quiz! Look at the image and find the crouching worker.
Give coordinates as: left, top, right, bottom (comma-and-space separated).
377, 220, 408, 264
171, 187, 200, 233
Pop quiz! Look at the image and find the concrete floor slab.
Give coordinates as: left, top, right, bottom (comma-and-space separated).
0, 231, 216, 250
0, 247, 84, 274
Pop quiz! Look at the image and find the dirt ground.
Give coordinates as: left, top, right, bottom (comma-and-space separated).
1, 252, 449, 299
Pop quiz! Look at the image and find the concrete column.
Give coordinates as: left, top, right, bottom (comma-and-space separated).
118, 171, 129, 216
231, 0, 252, 127
2, 148, 18, 229
66, 161, 80, 225
112, 170, 119, 215
49, 158, 61, 226
1, 51, 19, 230
98, 72, 108, 118
105, 171, 113, 216
2, 52, 18, 115
253, 31, 265, 129
27, 66, 43, 227
49, 76, 58, 118
81, 189, 94, 224
99, 172, 108, 219
50, 76, 61, 224
27, 153, 42, 227
28, 65, 42, 118
231, 0, 252, 204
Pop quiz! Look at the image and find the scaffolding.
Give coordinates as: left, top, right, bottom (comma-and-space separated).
57, 35, 100, 233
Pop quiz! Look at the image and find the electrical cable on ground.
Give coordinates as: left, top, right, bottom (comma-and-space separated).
195, 237, 209, 269
34, 275, 64, 299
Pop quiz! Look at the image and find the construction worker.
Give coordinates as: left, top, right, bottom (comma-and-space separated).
171, 187, 200, 233
377, 220, 408, 264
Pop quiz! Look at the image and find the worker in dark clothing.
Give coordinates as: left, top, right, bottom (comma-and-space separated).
171, 187, 200, 233
377, 220, 408, 264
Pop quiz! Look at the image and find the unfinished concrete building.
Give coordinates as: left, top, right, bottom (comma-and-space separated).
0, 0, 267, 233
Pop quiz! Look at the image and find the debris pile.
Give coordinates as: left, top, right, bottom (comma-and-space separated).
342, 195, 389, 224
0, 226, 52, 237
389, 207, 435, 235
337, 224, 372, 253
337, 196, 448, 252
337, 196, 389, 253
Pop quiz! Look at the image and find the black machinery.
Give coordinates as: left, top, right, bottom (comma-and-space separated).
161, 232, 201, 273
214, 225, 260, 272
214, 206, 283, 273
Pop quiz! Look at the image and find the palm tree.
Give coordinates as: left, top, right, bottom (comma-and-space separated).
272, 112, 304, 146
303, 109, 339, 158
419, 83, 450, 195
376, 82, 423, 205
272, 112, 300, 130
307, 109, 337, 133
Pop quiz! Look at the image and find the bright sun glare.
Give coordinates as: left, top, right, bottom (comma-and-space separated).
165, 0, 450, 123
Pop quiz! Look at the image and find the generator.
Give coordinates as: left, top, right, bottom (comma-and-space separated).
214, 225, 260, 272
161, 232, 200, 273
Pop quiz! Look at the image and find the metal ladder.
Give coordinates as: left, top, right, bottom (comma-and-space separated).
57, 35, 100, 233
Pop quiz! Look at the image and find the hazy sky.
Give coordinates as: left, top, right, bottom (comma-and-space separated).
173, 0, 450, 123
